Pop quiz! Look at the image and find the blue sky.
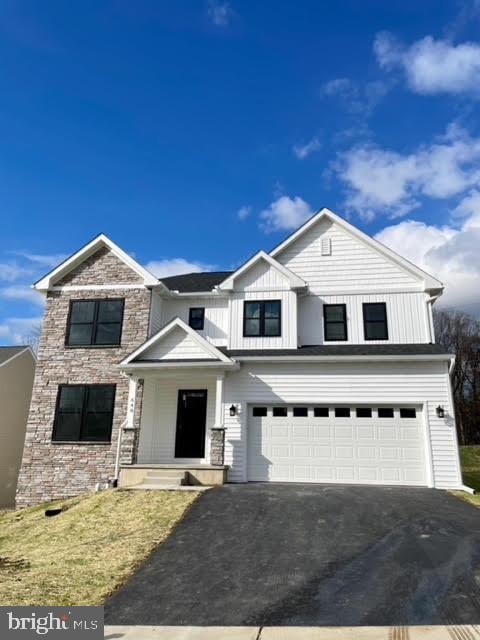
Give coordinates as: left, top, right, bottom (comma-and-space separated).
1, 0, 480, 343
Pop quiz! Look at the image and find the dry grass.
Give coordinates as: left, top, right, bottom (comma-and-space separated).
0, 489, 200, 606
452, 446, 480, 508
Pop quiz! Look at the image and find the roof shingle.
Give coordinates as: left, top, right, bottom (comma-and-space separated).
159, 271, 233, 293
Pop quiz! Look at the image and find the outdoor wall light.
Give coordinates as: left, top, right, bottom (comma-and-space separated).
229, 404, 237, 417
436, 405, 445, 418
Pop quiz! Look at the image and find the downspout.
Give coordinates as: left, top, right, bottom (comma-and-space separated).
113, 419, 128, 487
447, 354, 474, 493
426, 293, 441, 343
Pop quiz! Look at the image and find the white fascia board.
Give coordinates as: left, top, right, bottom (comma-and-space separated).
232, 354, 453, 363
119, 316, 234, 365
34, 233, 164, 292
269, 208, 444, 292
119, 361, 239, 371
218, 251, 306, 291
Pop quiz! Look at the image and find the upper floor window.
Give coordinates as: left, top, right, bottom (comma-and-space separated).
66, 299, 124, 347
323, 304, 347, 341
189, 307, 205, 331
52, 384, 116, 442
243, 300, 281, 337
363, 302, 388, 340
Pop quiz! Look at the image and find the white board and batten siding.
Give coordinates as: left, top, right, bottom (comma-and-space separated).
299, 292, 429, 345
222, 361, 462, 490
228, 258, 298, 350
159, 298, 229, 346
137, 374, 218, 464
276, 217, 421, 293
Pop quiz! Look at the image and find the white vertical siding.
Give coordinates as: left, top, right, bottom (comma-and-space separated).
299, 292, 429, 345
228, 290, 297, 349
148, 291, 163, 336
234, 259, 290, 291
276, 217, 421, 292
160, 297, 228, 346
222, 361, 462, 489
137, 373, 217, 464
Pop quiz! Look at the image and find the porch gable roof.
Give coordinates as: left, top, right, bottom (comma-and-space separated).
119, 317, 235, 368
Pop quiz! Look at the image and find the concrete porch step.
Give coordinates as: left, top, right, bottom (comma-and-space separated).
145, 470, 187, 480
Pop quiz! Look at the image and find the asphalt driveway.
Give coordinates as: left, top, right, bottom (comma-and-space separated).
104, 484, 480, 626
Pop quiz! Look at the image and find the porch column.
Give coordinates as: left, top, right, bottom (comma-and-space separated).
211, 373, 226, 466
119, 376, 142, 468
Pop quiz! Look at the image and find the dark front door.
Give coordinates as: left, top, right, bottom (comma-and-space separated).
175, 390, 208, 458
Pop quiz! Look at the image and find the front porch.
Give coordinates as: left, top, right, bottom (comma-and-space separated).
119, 463, 228, 488
116, 368, 234, 487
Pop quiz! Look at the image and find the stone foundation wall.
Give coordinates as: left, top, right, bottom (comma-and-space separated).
16, 249, 151, 507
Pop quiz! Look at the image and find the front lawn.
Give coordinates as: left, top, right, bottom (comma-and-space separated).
0, 489, 200, 606
455, 445, 480, 508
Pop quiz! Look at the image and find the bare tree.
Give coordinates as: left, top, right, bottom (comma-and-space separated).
434, 309, 480, 444
24, 322, 42, 355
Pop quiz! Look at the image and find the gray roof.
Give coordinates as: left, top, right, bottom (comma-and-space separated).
159, 271, 233, 293
0, 346, 29, 365
222, 343, 451, 358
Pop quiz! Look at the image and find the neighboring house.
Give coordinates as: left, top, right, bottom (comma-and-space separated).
16, 208, 464, 507
0, 346, 35, 507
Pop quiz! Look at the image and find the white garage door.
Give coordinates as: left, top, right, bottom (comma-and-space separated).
248, 404, 427, 486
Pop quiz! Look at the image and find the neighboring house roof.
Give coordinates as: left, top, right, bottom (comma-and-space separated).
222, 343, 452, 360
119, 317, 236, 368
269, 207, 444, 292
34, 233, 162, 292
217, 251, 306, 291
160, 271, 233, 293
0, 346, 35, 367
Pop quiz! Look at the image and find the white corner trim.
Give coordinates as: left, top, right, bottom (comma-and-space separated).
0, 346, 35, 369
119, 316, 234, 366
218, 250, 306, 291
34, 233, 163, 292
269, 207, 444, 291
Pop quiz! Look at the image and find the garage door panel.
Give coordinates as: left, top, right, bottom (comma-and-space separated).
248, 404, 426, 486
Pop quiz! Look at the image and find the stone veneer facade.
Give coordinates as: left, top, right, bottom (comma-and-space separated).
16, 248, 151, 507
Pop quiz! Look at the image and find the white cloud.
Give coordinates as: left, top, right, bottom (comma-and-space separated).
374, 32, 480, 95
0, 262, 31, 282
0, 316, 42, 345
207, 0, 233, 26
335, 123, 480, 219
0, 285, 45, 306
293, 137, 321, 160
145, 258, 215, 278
375, 193, 480, 308
321, 77, 390, 117
11, 251, 67, 268
259, 195, 314, 233
237, 205, 252, 220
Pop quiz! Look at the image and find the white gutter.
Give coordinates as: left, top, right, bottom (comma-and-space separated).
118, 361, 240, 371
113, 419, 128, 485
231, 354, 453, 363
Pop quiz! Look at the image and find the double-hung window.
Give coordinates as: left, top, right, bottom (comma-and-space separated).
363, 302, 388, 340
323, 304, 347, 341
66, 299, 124, 346
52, 384, 116, 442
243, 300, 281, 337
189, 307, 205, 331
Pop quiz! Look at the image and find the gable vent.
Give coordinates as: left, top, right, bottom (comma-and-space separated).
321, 237, 331, 256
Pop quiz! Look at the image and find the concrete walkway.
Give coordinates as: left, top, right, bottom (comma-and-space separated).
104, 625, 480, 639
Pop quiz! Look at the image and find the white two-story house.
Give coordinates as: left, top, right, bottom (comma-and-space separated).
16, 208, 463, 506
